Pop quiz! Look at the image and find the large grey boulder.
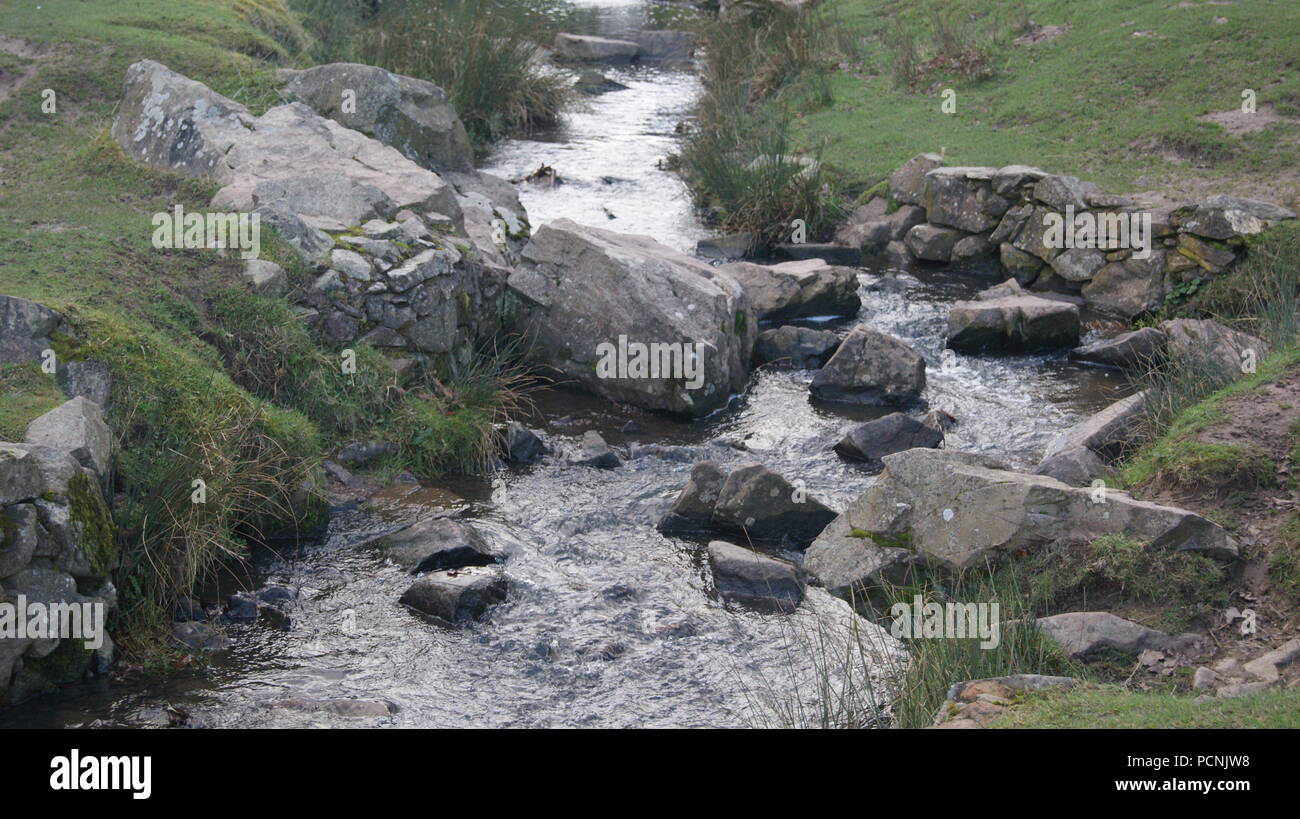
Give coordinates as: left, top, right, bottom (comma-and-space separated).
1031, 174, 1089, 211
1041, 391, 1147, 464
946, 295, 1080, 351
707, 541, 804, 613
553, 33, 640, 62
1034, 445, 1111, 487
659, 461, 728, 535
802, 508, 922, 601
710, 464, 836, 546
1070, 327, 1167, 370
903, 224, 965, 262
1081, 259, 1168, 320
889, 152, 943, 206
922, 167, 1009, 233
278, 63, 474, 174
753, 325, 841, 368
718, 258, 860, 321
628, 30, 694, 63
507, 219, 755, 417
810, 326, 926, 406
834, 412, 942, 467
842, 448, 1236, 571
400, 565, 508, 625
374, 517, 495, 574
0, 295, 63, 365
24, 397, 113, 478
1158, 318, 1268, 383
1177, 195, 1295, 241
1034, 612, 1199, 658
0, 503, 41, 579
112, 61, 462, 262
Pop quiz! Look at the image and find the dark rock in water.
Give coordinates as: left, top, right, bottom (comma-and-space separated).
501, 421, 545, 463
773, 242, 861, 266
257, 585, 295, 606
810, 326, 927, 406
172, 622, 230, 652
400, 565, 508, 625
174, 597, 207, 623
572, 430, 620, 469
658, 461, 727, 535
834, 413, 943, 467
377, 517, 496, 574
754, 326, 841, 369
921, 409, 958, 433
273, 698, 398, 717
224, 593, 259, 623
711, 463, 836, 547
574, 68, 629, 94
707, 541, 805, 613
1069, 327, 1167, 370
620, 420, 639, 434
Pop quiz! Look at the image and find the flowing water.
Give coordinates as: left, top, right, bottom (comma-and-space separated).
1, 0, 1134, 729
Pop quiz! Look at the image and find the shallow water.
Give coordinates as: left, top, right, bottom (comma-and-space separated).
0, 0, 1133, 729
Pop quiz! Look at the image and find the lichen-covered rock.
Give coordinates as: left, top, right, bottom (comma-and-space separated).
710, 463, 836, 546
278, 62, 474, 174
0, 295, 64, 366
24, 397, 113, 478
922, 167, 1008, 233
507, 219, 755, 417
889, 152, 943, 206
718, 258, 860, 321
904, 223, 965, 262
946, 295, 1080, 351
658, 461, 728, 535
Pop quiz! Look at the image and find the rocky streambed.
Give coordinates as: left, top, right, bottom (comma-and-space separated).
1, 0, 1199, 728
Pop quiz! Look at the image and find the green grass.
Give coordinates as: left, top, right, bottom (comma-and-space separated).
991, 685, 1300, 728
770, 0, 1300, 206
0, 363, 65, 441
1268, 513, 1300, 600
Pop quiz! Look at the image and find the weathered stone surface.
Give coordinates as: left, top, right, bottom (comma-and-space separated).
572, 430, 621, 469
1070, 327, 1167, 370
0, 295, 63, 366
574, 68, 630, 95
946, 295, 1080, 351
904, 223, 965, 262
507, 219, 755, 417
696, 233, 758, 260
1035, 612, 1198, 658
376, 517, 495, 574
718, 258, 860, 321
1049, 247, 1107, 282
711, 463, 836, 546
1178, 195, 1296, 241
889, 152, 943, 206
1158, 318, 1267, 383
998, 243, 1045, 284
753, 325, 841, 368
772, 242, 862, 266
1081, 260, 1167, 319
627, 30, 694, 62
24, 397, 112, 477
843, 448, 1236, 571
241, 259, 288, 297
1175, 233, 1237, 272
1041, 391, 1147, 464
0, 444, 45, 507
802, 508, 922, 601
834, 412, 943, 467
1034, 446, 1112, 487
399, 565, 508, 625
810, 326, 926, 406
278, 62, 474, 174
553, 33, 640, 62
658, 461, 728, 535
932, 674, 1078, 728
1032, 174, 1089, 211
0, 503, 41, 579
950, 234, 994, 266
707, 541, 804, 613
1010, 205, 1064, 263
922, 167, 1008, 233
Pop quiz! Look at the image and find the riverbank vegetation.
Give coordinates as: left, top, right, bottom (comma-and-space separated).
0, 0, 530, 660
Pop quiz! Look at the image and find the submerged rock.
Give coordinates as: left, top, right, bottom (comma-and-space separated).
376, 517, 496, 574
400, 565, 508, 625
707, 541, 804, 613
810, 326, 926, 406
834, 412, 943, 468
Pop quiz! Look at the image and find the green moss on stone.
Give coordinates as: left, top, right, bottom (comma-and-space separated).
67, 471, 116, 580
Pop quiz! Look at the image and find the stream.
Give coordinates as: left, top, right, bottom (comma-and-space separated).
0, 0, 1133, 729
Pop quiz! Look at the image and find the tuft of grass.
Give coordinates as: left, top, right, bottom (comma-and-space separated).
353, 0, 569, 151
0, 363, 66, 441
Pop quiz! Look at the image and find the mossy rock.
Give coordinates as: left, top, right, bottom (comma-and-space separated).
67, 470, 116, 581
26, 638, 93, 686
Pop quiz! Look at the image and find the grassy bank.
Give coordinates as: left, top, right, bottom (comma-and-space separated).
990, 685, 1300, 728
0, 0, 522, 659
682, 0, 1300, 217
